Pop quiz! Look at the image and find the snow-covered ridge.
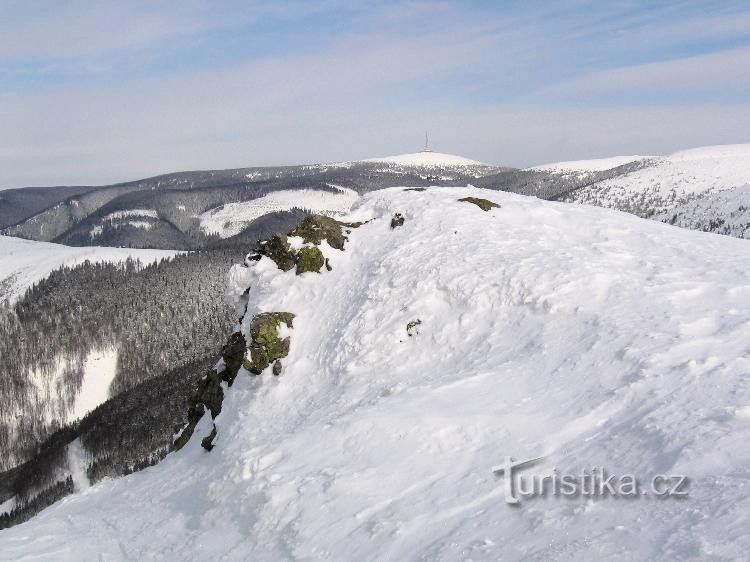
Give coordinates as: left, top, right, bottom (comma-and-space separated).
359, 151, 487, 166
530, 155, 651, 173
199, 186, 359, 238
4, 187, 749, 559
0, 235, 180, 305
554, 143, 750, 227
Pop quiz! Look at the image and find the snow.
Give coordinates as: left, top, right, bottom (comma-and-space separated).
0, 497, 15, 516
361, 151, 487, 166
2, 187, 750, 560
656, 184, 750, 239
70, 347, 119, 421
531, 155, 650, 173
565, 143, 750, 217
0, 235, 180, 305
199, 187, 359, 238
66, 438, 92, 492
104, 209, 159, 220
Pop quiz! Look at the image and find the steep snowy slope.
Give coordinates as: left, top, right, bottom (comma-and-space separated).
560, 144, 750, 228
1, 187, 749, 560
0, 235, 179, 305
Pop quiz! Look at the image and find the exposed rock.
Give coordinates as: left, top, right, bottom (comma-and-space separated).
404, 187, 426, 192
296, 246, 325, 274
174, 332, 247, 451
200, 426, 217, 451
258, 234, 297, 271
243, 312, 295, 375
390, 213, 405, 229
291, 215, 346, 250
458, 197, 500, 211
406, 319, 422, 336
272, 360, 283, 376
220, 332, 247, 383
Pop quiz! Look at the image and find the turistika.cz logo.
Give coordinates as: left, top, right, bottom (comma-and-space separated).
492, 456, 689, 505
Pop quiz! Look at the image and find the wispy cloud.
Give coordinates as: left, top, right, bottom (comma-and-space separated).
1, 1, 750, 187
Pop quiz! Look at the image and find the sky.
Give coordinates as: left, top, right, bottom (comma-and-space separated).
2, 0, 750, 187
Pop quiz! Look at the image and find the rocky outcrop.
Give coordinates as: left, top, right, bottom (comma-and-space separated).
458, 197, 500, 211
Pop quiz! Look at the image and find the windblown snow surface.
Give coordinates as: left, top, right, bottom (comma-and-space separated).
2, 187, 750, 560
0, 235, 179, 305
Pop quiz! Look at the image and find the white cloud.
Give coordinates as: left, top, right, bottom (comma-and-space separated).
2, 1, 750, 187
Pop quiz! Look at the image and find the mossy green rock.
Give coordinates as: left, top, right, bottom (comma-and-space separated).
458, 197, 500, 211
174, 367, 225, 451
245, 312, 295, 375
259, 234, 297, 271
291, 214, 346, 250
221, 332, 247, 383
296, 246, 325, 274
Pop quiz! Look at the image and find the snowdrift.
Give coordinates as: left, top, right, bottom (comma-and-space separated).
1, 187, 749, 560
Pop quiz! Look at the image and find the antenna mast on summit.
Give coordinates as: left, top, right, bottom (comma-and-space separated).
424, 131, 432, 152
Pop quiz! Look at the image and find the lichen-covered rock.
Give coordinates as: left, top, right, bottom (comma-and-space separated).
291, 214, 346, 250
390, 213, 405, 229
458, 197, 500, 211
244, 312, 295, 375
258, 234, 297, 271
296, 246, 325, 274
272, 360, 283, 376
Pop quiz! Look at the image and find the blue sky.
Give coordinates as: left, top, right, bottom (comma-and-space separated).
2, 0, 750, 187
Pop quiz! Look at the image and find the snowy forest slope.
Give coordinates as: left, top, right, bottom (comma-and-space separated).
2, 187, 748, 560
0, 235, 178, 305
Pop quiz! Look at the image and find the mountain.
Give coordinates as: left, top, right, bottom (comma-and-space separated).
2, 187, 748, 559
0, 156, 503, 250
546, 144, 750, 238
360, 150, 488, 166
4, 143, 750, 251
0, 235, 178, 305
0, 185, 103, 230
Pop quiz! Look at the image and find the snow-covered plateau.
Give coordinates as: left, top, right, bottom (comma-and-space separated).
0, 235, 180, 305
1, 187, 749, 560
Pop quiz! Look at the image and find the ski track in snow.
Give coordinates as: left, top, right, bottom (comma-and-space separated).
2, 187, 750, 560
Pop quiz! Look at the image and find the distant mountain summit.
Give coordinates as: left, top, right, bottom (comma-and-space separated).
359, 151, 488, 166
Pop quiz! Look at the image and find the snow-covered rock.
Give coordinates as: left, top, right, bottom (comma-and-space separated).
2, 187, 749, 560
